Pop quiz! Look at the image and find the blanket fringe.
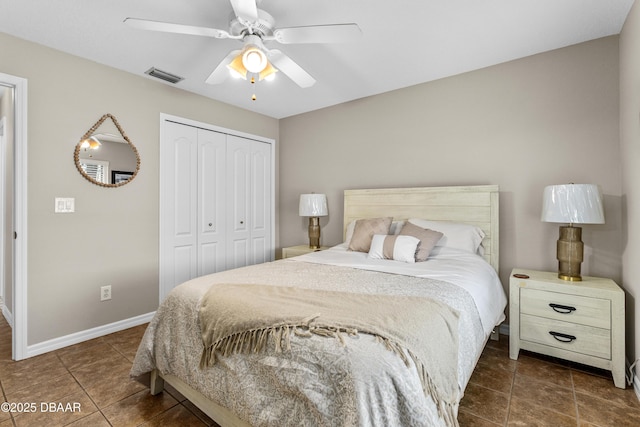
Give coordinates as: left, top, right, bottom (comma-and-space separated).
200, 321, 458, 427
199, 315, 358, 370
407, 349, 460, 427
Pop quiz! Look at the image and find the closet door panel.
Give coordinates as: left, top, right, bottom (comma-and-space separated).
160, 121, 198, 299
226, 136, 251, 269
249, 140, 272, 265
173, 135, 197, 246
198, 129, 226, 276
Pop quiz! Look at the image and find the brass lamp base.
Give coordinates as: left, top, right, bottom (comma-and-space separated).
308, 217, 321, 249
556, 225, 583, 281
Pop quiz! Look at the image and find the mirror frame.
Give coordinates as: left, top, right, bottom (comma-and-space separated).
74, 113, 141, 188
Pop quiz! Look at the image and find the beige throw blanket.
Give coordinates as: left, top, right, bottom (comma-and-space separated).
199, 283, 461, 426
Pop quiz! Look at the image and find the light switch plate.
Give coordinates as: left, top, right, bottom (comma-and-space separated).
55, 197, 75, 213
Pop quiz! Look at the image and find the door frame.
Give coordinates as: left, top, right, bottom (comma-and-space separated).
158, 113, 275, 302
0, 72, 28, 360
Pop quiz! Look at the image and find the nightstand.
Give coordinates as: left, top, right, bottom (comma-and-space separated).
281, 245, 329, 259
509, 268, 625, 388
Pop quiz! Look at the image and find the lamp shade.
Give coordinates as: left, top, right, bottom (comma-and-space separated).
299, 194, 328, 217
541, 184, 605, 224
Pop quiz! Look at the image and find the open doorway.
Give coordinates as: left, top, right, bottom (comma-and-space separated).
0, 109, 6, 320
0, 72, 28, 361
0, 86, 12, 329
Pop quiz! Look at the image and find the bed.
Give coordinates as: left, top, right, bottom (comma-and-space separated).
131, 185, 507, 427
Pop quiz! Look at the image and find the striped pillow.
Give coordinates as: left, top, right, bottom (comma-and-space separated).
368, 234, 420, 263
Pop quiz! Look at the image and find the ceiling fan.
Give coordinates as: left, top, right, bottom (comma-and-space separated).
124, 0, 362, 88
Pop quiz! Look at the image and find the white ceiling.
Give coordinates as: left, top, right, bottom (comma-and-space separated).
0, 0, 634, 119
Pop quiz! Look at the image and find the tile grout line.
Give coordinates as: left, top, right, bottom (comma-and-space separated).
503, 359, 517, 427
57, 338, 139, 426
569, 370, 581, 427
55, 350, 106, 427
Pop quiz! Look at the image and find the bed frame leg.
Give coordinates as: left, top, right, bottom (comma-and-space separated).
490, 328, 500, 341
150, 370, 165, 395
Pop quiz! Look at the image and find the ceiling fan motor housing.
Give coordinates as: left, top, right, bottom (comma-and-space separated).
229, 9, 275, 38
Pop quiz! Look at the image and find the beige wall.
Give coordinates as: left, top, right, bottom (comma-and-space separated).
0, 32, 279, 344
620, 0, 640, 371
280, 36, 622, 319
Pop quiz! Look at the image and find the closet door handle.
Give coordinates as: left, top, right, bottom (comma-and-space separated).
240, 220, 244, 224
549, 303, 576, 314
549, 331, 576, 343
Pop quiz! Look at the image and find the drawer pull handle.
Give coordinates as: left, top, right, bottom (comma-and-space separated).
549, 303, 576, 314
549, 331, 576, 343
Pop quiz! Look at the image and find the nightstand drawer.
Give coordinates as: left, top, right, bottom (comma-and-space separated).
520, 314, 611, 359
521, 288, 610, 329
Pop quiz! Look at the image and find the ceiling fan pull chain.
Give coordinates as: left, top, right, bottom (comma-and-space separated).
250, 76, 257, 101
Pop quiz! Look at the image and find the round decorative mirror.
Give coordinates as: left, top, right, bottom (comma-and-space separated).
74, 113, 141, 187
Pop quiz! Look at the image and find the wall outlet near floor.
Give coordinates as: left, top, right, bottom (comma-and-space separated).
100, 285, 111, 301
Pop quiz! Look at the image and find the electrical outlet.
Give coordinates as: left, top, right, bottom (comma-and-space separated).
100, 285, 111, 301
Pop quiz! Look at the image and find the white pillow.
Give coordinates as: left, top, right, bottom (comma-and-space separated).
345, 219, 403, 244
368, 234, 420, 263
408, 219, 485, 254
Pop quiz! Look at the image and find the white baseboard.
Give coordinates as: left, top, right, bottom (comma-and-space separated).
25, 311, 155, 358
1, 302, 12, 328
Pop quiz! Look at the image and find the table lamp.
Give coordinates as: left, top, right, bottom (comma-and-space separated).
299, 193, 328, 249
541, 184, 605, 281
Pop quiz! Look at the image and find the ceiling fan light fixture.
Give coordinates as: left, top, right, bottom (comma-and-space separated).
242, 46, 267, 73
227, 54, 248, 79
259, 62, 278, 81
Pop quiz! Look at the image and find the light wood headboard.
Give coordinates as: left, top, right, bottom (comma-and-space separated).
343, 185, 499, 272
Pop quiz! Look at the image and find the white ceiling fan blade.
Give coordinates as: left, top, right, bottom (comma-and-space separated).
206, 50, 241, 85
273, 24, 362, 44
124, 17, 232, 39
268, 50, 316, 88
229, 0, 259, 24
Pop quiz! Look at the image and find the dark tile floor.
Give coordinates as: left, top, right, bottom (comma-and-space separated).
1, 315, 639, 426
0, 317, 217, 426
460, 337, 640, 426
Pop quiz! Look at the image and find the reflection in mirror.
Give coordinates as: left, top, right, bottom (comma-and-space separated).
74, 113, 140, 187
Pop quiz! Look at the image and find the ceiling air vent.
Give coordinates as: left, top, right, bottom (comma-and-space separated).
144, 67, 184, 84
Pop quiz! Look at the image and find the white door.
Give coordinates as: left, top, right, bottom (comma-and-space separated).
160, 121, 198, 298
248, 139, 271, 265
225, 136, 272, 269
160, 116, 274, 301
197, 128, 226, 276
226, 136, 251, 269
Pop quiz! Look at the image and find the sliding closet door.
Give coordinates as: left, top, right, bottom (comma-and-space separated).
160, 121, 198, 297
160, 115, 274, 301
197, 129, 227, 276
248, 139, 271, 265
226, 135, 272, 269
226, 136, 251, 269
